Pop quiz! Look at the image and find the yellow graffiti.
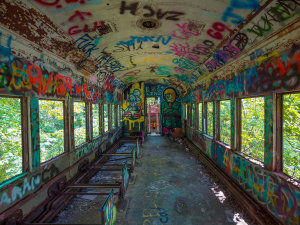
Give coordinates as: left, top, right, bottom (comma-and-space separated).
257, 51, 280, 64
135, 55, 173, 64
122, 82, 145, 131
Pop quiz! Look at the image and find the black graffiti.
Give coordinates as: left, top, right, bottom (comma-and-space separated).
41, 164, 60, 183
120, 1, 184, 21
247, 0, 300, 37
113, 41, 143, 52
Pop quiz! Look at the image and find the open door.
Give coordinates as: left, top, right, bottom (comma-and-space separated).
146, 97, 160, 135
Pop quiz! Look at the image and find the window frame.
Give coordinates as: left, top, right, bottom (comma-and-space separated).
0, 95, 28, 184
39, 98, 66, 164
198, 102, 203, 132
73, 100, 88, 148
277, 91, 300, 180
103, 103, 109, 133
205, 101, 214, 138
218, 99, 232, 147
239, 96, 265, 162
92, 102, 101, 139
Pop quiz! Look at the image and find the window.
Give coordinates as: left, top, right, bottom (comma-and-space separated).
74, 102, 86, 147
40, 100, 64, 162
185, 104, 188, 120
104, 104, 109, 132
220, 100, 231, 145
112, 104, 115, 129
207, 102, 214, 136
283, 93, 300, 180
92, 103, 100, 138
199, 103, 203, 131
241, 97, 264, 161
117, 105, 120, 125
0, 97, 22, 183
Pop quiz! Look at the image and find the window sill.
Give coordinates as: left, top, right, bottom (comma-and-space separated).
40, 152, 66, 167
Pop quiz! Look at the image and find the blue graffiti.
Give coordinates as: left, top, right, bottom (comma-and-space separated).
116, 35, 172, 46
52, 0, 102, 13
0, 32, 13, 73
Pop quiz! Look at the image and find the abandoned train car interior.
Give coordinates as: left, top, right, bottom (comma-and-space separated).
0, 0, 299, 224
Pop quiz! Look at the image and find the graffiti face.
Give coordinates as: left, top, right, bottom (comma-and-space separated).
163, 87, 177, 103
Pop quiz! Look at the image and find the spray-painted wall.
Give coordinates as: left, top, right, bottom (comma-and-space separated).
184, 44, 300, 225
0, 29, 124, 218
145, 84, 182, 135
122, 82, 145, 131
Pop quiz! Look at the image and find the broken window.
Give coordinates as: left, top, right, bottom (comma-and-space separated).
40, 100, 64, 162
283, 93, 300, 180
0, 97, 22, 183
74, 102, 86, 147
241, 97, 264, 161
220, 100, 231, 146
92, 103, 100, 138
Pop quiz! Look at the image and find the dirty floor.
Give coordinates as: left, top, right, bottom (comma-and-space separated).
117, 136, 256, 225
53, 136, 256, 225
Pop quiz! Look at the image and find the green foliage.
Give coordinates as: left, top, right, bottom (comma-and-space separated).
104, 104, 108, 132
74, 102, 86, 146
39, 100, 64, 162
283, 93, 300, 180
92, 104, 100, 138
0, 97, 22, 183
241, 97, 264, 161
199, 103, 203, 131
112, 104, 115, 129
220, 100, 231, 145
207, 102, 214, 136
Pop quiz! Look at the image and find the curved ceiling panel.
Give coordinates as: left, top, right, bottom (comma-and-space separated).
1, 0, 299, 94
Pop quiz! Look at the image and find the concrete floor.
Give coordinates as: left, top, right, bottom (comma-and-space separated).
53, 136, 257, 225
117, 136, 256, 225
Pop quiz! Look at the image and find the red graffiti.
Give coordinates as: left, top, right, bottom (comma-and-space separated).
68, 21, 105, 35
68, 10, 92, 22
207, 22, 233, 40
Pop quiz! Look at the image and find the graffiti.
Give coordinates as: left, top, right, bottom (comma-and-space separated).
207, 22, 233, 40
247, 0, 300, 37
0, 57, 107, 100
245, 46, 300, 94
0, 32, 13, 73
205, 32, 248, 73
0, 175, 41, 207
134, 55, 172, 64
116, 36, 172, 47
122, 83, 145, 130
70, 34, 99, 57
121, 69, 140, 78
155, 66, 172, 76
68, 21, 105, 35
169, 42, 202, 63
161, 87, 182, 134
49, 0, 102, 13
113, 41, 143, 52
31, 98, 40, 169
264, 96, 273, 166
250, 49, 264, 60
120, 1, 184, 21
222, 0, 260, 24
172, 22, 200, 40
211, 141, 231, 174
102, 189, 117, 225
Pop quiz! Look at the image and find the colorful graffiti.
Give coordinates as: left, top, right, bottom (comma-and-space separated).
122, 82, 145, 130
31, 97, 40, 169
161, 87, 182, 134
102, 188, 117, 225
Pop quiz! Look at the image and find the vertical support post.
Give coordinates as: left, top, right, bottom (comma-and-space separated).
215, 101, 220, 141
64, 99, 70, 153
230, 99, 235, 149
275, 93, 283, 172
235, 98, 241, 151
264, 95, 275, 170
30, 97, 40, 169
70, 99, 75, 150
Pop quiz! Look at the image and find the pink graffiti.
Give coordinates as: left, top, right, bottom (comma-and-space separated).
172, 22, 200, 40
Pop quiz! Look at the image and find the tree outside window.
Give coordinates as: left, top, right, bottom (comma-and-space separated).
74, 102, 86, 147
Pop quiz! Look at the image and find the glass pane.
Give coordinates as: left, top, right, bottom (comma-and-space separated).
241, 97, 264, 161
74, 102, 86, 147
207, 102, 213, 136
40, 100, 64, 162
220, 100, 231, 145
283, 93, 300, 180
104, 104, 108, 132
93, 104, 100, 138
0, 97, 22, 183
199, 103, 202, 131
112, 104, 115, 129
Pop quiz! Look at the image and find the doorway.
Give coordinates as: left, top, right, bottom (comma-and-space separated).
146, 97, 160, 135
